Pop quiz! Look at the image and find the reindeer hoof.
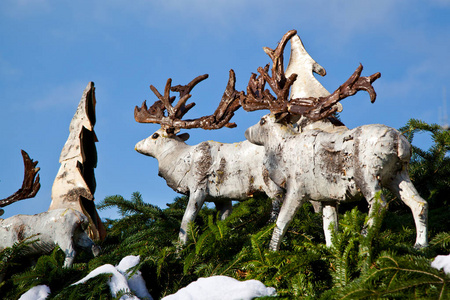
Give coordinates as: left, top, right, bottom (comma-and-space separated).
413, 243, 428, 250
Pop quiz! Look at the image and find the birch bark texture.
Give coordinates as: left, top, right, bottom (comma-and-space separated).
245, 116, 428, 250
135, 72, 290, 245
49, 82, 106, 241
0, 208, 100, 268
242, 31, 427, 250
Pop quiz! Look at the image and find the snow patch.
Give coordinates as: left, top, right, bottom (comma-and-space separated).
19, 284, 51, 300
431, 253, 450, 274
162, 275, 276, 300
72, 255, 152, 300
116, 255, 153, 300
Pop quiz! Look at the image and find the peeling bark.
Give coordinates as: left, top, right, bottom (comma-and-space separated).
49, 82, 106, 241
0, 208, 100, 269
135, 130, 284, 244
245, 115, 428, 250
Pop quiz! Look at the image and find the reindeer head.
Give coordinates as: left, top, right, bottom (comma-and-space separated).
135, 128, 190, 158
245, 114, 297, 147
135, 70, 242, 156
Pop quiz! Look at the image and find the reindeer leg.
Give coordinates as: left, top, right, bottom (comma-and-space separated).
60, 241, 76, 268
215, 201, 233, 220
388, 170, 428, 248
179, 190, 206, 245
269, 186, 305, 251
269, 198, 283, 223
322, 203, 338, 247
361, 181, 386, 235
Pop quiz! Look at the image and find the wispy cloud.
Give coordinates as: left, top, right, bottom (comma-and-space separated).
28, 81, 89, 111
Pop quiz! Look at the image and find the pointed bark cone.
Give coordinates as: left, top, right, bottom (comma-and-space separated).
49, 82, 106, 241
285, 34, 330, 99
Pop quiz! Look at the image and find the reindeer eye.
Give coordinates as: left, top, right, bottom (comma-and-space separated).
152, 133, 160, 139
260, 118, 266, 125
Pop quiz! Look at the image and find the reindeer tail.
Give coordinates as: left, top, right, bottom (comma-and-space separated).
397, 133, 412, 163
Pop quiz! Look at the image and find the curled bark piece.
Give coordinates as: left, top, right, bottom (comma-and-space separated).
49, 82, 106, 241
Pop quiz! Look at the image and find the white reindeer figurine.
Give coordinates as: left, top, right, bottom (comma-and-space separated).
241, 30, 428, 251
0, 208, 101, 268
134, 71, 285, 244
0, 151, 100, 273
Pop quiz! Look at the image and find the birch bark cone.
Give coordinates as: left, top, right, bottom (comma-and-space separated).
49, 82, 106, 241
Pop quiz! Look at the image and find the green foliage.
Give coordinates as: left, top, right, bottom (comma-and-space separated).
0, 236, 39, 291
1, 119, 449, 299
399, 119, 450, 209
55, 274, 112, 300
327, 251, 449, 299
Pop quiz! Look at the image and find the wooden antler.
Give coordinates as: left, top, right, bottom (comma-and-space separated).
240, 30, 298, 114
0, 150, 40, 207
289, 64, 381, 120
135, 70, 242, 132
240, 30, 381, 122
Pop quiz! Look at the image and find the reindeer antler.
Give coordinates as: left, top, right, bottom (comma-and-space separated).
240, 30, 381, 121
135, 70, 242, 132
0, 150, 40, 208
240, 30, 299, 114
289, 64, 381, 120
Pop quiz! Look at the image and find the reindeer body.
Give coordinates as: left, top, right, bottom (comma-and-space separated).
245, 114, 428, 251
135, 128, 283, 244
0, 208, 100, 268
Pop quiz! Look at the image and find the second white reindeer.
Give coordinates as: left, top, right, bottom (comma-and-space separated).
240, 30, 428, 251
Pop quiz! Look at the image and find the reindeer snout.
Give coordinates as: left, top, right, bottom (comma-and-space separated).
244, 128, 251, 141
92, 245, 101, 257
135, 140, 145, 154
245, 127, 264, 146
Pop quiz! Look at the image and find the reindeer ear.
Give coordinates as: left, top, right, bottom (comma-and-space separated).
275, 112, 290, 124
165, 127, 178, 135
177, 133, 190, 142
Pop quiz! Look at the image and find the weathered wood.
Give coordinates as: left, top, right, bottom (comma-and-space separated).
245, 115, 428, 250
0, 150, 40, 212
49, 82, 106, 241
0, 208, 100, 268
240, 31, 427, 249
135, 71, 293, 244
135, 70, 242, 132
135, 130, 284, 244
240, 30, 380, 129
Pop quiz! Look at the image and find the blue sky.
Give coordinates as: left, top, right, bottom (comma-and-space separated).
1, 0, 449, 220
